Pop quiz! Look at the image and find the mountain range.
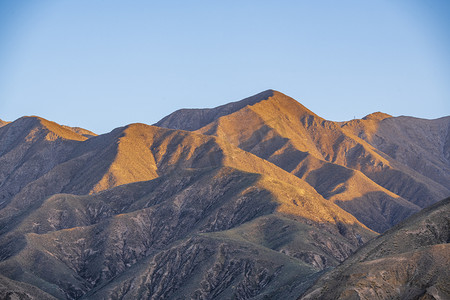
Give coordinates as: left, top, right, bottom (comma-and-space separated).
0, 90, 448, 299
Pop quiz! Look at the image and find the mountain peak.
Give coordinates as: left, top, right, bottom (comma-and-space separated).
3, 116, 89, 142
155, 89, 319, 132
0, 119, 10, 128
154, 90, 276, 131
362, 112, 392, 121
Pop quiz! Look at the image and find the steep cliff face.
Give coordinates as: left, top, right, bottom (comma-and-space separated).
299, 197, 450, 300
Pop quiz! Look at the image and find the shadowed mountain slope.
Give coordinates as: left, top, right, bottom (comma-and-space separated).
342, 114, 450, 190
0, 121, 240, 233
156, 90, 448, 232
0, 274, 56, 300
299, 197, 450, 300
0, 117, 88, 210
0, 167, 374, 299
84, 233, 319, 300
1, 117, 375, 232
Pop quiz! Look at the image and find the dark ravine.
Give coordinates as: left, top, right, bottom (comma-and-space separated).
0, 90, 448, 299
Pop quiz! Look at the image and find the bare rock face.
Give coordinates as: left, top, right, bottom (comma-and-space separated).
299, 197, 450, 300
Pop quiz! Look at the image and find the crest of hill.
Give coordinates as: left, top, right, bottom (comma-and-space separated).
0, 119, 10, 128
62, 125, 97, 138
0, 116, 93, 142
362, 112, 392, 121
0, 116, 88, 143
341, 112, 390, 142
342, 114, 450, 190
0, 116, 88, 200
0, 116, 93, 231
33, 117, 90, 141
154, 89, 318, 131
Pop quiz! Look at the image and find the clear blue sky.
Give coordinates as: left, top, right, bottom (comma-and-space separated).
1, 0, 449, 133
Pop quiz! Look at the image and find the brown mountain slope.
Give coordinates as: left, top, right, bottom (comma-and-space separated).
62, 125, 97, 138
156, 90, 447, 231
195, 91, 448, 207
0, 121, 231, 233
155, 89, 275, 131
0, 119, 10, 127
0, 116, 377, 298
1, 117, 373, 234
300, 197, 450, 300
0, 117, 88, 210
342, 114, 450, 191
0, 166, 375, 299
